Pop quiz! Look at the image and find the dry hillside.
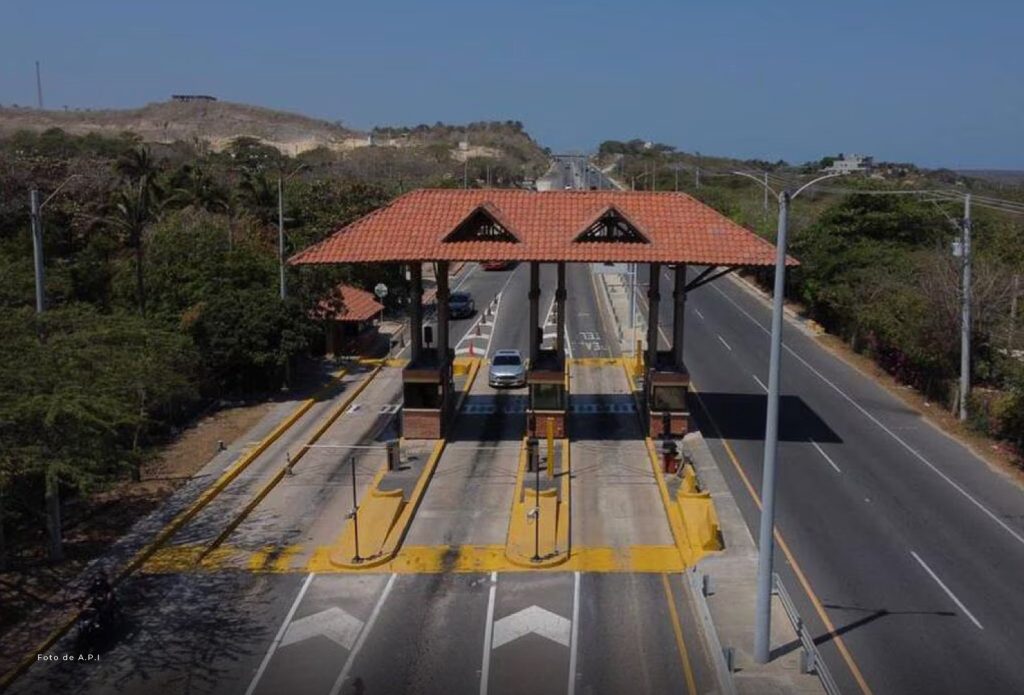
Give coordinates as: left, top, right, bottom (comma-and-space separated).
0, 99, 367, 156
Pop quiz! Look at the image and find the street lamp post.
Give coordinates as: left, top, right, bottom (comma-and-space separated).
733, 169, 842, 663
30, 174, 81, 314
278, 165, 307, 301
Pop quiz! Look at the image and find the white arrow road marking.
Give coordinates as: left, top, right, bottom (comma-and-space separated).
492, 605, 571, 649
280, 606, 364, 649
244, 573, 315, 695
328, 573, 398, 695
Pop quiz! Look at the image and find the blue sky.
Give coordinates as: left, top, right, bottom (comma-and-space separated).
2, 0, 1021, 168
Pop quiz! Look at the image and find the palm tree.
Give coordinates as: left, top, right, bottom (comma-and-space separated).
106, 147, 164, 316
237, 169, 277, 226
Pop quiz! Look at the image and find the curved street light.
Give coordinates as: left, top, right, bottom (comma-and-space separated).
30, 174, 82, 313
732, 168, 844, 664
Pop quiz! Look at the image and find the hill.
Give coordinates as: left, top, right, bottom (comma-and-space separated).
0, 99, 366, 155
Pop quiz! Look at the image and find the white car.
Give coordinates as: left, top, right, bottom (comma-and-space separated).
488, 349, 527, 388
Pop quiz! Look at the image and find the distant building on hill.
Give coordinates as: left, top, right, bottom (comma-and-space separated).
171, 94, 217, 103
823, 153, 873, 174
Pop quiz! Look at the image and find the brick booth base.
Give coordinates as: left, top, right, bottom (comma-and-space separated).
528, 410, 566, 439
649, 410, 690, 439
403, 408, 443, 440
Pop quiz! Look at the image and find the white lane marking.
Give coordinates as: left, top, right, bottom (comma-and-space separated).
709, 282, 1024, 549
480, 571, 498, 695
695, 309, 705, 320
809, 438, 842, 473
752, 374, 768, 392
565, 325, 575, 360
280, 606, 363, 649
328, 573, 399, 695
910, 551, 984, 630
567, 571, 581, 695
717, 335, 732, 351
453, 262, 479, 291
492, 605, 571, 649
244, 572, 315, 695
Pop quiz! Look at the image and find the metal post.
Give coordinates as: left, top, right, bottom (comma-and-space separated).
529, 262, 541, 364
534, 450, 541, 561
555, 262, 566, 360
754, 191, 790, 663
35, 61, 43, 110
960, 194, 972, 421
672, 264, 686, 368
277, 176, 286, 300
410, 263, 423, 363
646, 263, 661, 371
630, 263, 638, 353
350, 456, 361, 562
30, 190, 45, 314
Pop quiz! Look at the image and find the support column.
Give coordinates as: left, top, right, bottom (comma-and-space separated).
646, 263, 661, 370
555, 262, 566, 361
672, 264, 686, 369
436, 261, 450, 369
529, 261, 541, 364
409, 263, 423, 363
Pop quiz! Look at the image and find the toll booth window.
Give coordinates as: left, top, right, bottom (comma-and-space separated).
531, 383, 565, 411
405, 382, 442, 409
651, 385, 687, 412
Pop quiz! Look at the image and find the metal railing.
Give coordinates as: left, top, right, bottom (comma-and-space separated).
773, 573, 841, 695
687, 567, 738, 695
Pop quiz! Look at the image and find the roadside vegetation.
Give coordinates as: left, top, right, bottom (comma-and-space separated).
0, 125, 540, 581
601, 141, 1024, 464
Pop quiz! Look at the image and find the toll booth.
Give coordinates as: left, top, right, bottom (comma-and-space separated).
645, 351, 690, 439
402, 347, 454, 440
527, 349, 567, 438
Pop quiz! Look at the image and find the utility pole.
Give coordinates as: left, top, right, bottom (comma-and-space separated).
30, 190, 45, 313
695, 152, 702, 189
763, 172, 769, 213
754, 190, 789, 663
35, 60, 43, 109
959, 193, 972, 421
674, 168, 679, 192
463, 160, 468, 189
278, 176, 286, 300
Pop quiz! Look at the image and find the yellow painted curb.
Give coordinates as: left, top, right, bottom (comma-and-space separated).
328, 437, 447, 569
505, 437, 571, 568
620, 357, 722, 567
141, 543, 685, 574
199, 364, 385, 560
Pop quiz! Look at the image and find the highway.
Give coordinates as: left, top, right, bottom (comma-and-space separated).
11, 251, 719, 694
642, 262, 1024, 693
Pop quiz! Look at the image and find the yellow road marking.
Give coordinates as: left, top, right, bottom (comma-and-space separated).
662, 573, 698, 695
142, 544, 685, 574
201, 364, 384, 560
689, 379, 874, 695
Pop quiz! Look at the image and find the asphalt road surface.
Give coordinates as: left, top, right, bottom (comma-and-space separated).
643, 263, 1024, 694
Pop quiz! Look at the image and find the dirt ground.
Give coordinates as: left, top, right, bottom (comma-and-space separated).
0, 401, 273, 653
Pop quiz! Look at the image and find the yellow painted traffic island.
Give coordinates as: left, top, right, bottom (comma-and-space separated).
328, 438, 447, 569
505, 437, 571, 568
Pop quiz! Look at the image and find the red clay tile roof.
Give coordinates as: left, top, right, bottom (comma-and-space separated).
318, 284, 384, 322
290, 189, 797, 267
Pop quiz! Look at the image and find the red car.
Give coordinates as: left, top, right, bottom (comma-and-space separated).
481, 260, 515, 271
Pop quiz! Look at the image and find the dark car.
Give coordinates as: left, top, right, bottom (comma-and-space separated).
448, 291, 475, 319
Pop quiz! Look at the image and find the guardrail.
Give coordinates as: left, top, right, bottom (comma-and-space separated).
773, 573, 842, 695
686, 567, 738, 695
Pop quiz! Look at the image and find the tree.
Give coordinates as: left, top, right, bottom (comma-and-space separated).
106, 147, 165, 316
